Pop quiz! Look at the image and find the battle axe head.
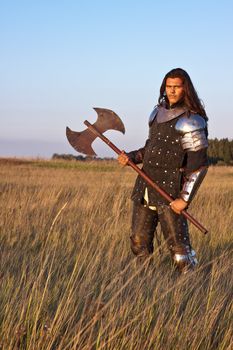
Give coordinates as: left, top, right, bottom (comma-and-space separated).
66, 107, 125, 156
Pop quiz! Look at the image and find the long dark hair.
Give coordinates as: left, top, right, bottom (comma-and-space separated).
158, 68, 208, 120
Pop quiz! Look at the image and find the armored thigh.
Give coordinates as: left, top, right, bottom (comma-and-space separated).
130, 202, 158, 257
158, 204, 197, 271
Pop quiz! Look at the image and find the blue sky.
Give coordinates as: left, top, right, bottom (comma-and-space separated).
0, 0, 233, 158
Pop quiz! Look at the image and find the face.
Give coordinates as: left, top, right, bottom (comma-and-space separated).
165, 77, 184, 106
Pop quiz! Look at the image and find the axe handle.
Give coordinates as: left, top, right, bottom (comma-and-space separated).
84, 120, 124, 156
84, 120, 208, 234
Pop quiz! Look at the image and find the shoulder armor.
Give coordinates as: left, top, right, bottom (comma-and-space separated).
148, 106, 158, 126
175, 114, 208, 151
175, 114, 207, 134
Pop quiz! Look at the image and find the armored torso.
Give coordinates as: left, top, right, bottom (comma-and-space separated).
132, 114, 185, 205
131, 105, 208, 206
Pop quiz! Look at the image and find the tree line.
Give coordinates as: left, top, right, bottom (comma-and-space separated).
52, 138, 233, 165
208, 138, 233, 165
52, 153, 115, 161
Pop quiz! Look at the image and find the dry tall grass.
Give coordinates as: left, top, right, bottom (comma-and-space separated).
0, 159, 232, 349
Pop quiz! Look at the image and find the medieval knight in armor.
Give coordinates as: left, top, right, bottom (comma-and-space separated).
118, 68, 208, 273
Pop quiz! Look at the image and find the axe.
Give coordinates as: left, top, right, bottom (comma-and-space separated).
66, 107, 208, 234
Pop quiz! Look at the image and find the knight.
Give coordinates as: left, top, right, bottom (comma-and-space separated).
118, 68, 209, 273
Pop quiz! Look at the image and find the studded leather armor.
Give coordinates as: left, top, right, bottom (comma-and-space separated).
132, 116, 185, 205
130, 105, 208, 205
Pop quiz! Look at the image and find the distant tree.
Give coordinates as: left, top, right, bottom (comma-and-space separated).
223, 142, 231, 164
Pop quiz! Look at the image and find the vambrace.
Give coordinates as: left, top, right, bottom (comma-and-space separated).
180, 167, 208, 202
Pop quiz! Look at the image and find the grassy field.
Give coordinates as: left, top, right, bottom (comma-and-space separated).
0, 158, 232, 350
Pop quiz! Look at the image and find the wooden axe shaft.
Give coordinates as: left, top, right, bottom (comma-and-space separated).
84, 120, 208, 234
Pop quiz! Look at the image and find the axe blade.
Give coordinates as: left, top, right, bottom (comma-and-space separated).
66, 127, 97, 156
66, 107, 125, 156
93, 107, 125, 135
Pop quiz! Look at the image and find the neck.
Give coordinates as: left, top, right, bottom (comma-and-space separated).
168, 99, 185, 109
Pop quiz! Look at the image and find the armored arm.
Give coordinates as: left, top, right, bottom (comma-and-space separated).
126, 140, 149, 164
180, 166, 208, 202
175, 114, 208, 203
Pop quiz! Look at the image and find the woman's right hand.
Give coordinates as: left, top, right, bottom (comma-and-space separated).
117, 151, 129, 166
